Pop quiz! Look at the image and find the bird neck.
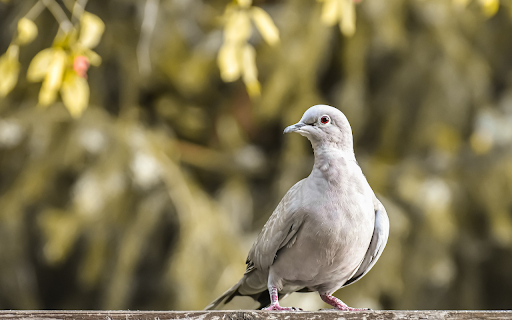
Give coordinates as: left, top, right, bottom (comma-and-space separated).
314, 144, 355, 159
308, 131, 354, 156
312, 145, 356, 175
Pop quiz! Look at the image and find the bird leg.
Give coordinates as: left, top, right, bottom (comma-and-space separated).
320, 294, 370, 311
262, 286, 301, 311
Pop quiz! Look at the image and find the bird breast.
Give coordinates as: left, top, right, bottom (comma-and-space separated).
270, 160, 375, 290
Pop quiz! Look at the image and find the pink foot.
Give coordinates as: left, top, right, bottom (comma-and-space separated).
263, 304, 302, 311
263, 286, 303, 311
334, 305, 370, 311
320, 294, 370, 311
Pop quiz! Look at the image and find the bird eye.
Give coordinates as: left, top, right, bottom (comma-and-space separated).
320, 115, 330, 124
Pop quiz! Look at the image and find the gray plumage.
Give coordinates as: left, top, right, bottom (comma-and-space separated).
206, 105, 389, 311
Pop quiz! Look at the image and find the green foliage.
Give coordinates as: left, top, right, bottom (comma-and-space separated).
1, 0, 512, 311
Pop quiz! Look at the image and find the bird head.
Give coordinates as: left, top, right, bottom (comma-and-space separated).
284, 104, 354, 152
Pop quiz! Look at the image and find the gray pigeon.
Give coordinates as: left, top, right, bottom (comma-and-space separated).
206, 105, 389, 311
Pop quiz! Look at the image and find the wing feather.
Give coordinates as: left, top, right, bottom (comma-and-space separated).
343, 198, 389, 287
246, 179, 306, 273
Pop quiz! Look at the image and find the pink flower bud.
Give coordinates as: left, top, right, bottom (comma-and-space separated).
74, 56, 90, 79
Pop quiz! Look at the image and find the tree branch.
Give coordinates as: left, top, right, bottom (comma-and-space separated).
137, 0, 160, 77
41, 0, 73, 33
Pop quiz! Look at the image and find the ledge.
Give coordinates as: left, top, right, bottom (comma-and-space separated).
0, 310, 511, 320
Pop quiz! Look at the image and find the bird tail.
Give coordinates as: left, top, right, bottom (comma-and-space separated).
205, 279, 244, 310
205, 277, 273, 310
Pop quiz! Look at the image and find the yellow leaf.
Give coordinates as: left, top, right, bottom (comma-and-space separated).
245, 80, 261, 97
251, 7, 280, 46
38, 86, 57, 106
218, 44, 241, 82
321, 0, 341, 26
5, 44, 19, 59
43, 49, 67, 91
241, 44, 257, 82
38, 49, 67, 106
54, 27, 79, 48
17, 18, 38, 45
27, 48, 54, 82
480, 0, 499, 17
61, 71, 90, 118
0, 47, 20, 97
79, 12, 105, 49
84, 50, 102, 66
241, 44, 260, 97
224, 11, 252, 44
340, 0, 356, 36
237, 0, 252, 8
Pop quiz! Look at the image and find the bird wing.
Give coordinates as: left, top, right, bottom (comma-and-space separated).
342, 197, 389, 287
206, 180, 306, 309
246, 179, 306, 273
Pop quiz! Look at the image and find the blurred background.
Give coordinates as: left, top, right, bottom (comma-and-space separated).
1, 0, 512, 311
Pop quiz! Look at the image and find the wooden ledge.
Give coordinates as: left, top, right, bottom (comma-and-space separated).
0, 310, 511, 320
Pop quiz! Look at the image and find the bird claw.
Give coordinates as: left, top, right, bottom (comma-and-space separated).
335, 306, 371, 311
263, 304, 303, 311
320, 294, 370, 311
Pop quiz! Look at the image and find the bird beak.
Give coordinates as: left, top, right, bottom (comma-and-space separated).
284, 122, 306, 134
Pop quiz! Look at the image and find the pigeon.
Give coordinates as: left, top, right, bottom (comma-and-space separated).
205, 105, 389, 311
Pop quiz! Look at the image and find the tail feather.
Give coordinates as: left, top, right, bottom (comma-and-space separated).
205, 278, 291, 310
205, 279, 244, 310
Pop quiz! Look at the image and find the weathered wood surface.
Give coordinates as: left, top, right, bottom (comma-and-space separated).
0, 311, 511, 320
